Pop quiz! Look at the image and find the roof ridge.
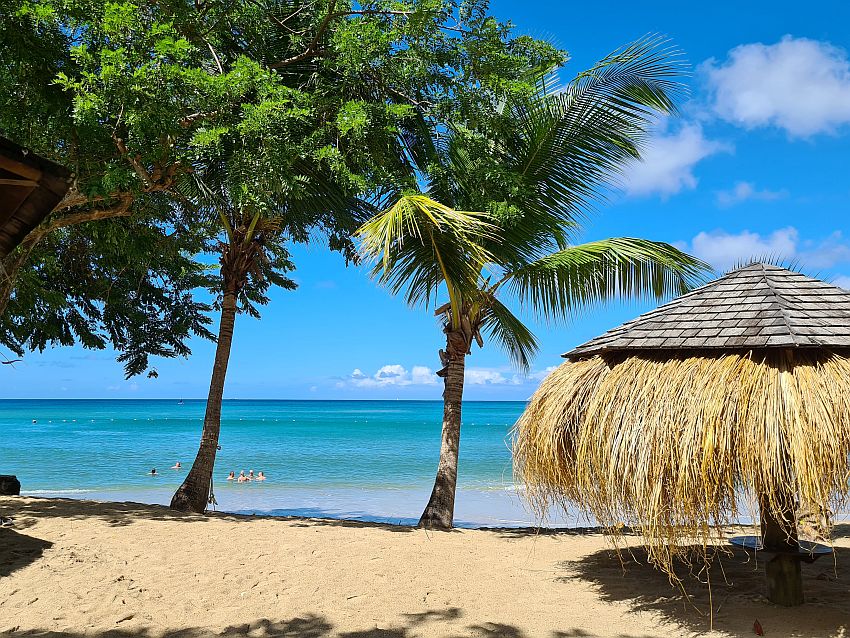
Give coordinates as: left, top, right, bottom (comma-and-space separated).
757, 263, 802, 347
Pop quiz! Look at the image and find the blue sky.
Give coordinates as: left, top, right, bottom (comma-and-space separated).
4, 1, 850, 400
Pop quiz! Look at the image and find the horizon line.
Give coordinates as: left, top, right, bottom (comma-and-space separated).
0, 397, 531, 402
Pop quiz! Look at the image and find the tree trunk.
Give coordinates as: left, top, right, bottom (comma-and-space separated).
419, 330, 467, 529
170, 290, 238, 513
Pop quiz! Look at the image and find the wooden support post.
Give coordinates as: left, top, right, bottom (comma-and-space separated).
761, 496, 804, 606
765, 554, 803, 607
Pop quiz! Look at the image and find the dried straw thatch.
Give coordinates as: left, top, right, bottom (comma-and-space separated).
513, 264, 850, 580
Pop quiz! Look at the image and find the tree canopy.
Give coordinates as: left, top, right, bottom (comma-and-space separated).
1, 0, 564, 375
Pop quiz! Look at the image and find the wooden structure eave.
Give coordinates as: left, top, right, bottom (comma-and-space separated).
0, 136, 72, 259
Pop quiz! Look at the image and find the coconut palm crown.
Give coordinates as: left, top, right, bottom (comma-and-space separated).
357, 36, 712, 529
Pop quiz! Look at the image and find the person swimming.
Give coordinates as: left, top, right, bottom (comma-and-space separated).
237, 470, 249, 483
227, 471, 235, 481
149, 468, 157, 476
171, 461, 182, 470
248, 469, 255, 480
256, 471, 266, 481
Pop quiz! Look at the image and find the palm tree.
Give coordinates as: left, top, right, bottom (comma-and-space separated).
357, 37, 713, 529
170, 151, 365, 513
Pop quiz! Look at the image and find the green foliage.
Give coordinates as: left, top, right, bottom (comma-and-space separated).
0, 205, 216, 377
359, 36, 711, 373
1, 0, 568, 374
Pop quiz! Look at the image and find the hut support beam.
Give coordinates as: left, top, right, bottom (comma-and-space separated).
761, 499, 804, 606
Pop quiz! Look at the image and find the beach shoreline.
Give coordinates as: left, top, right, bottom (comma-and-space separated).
2, 496, 850, 638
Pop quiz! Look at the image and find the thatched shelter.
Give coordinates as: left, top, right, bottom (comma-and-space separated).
0, 137, 71, 258
514, 263, 850, 606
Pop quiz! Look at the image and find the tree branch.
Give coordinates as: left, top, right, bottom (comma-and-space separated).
112, 134, 154, 188
25, 197, 134, 249
0, 197, 133, 317
269, 0, 335, 68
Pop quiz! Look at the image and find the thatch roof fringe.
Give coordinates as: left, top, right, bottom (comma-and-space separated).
513, 349, 850, 577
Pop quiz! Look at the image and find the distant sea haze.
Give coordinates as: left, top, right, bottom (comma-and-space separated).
1, 399, 578, 527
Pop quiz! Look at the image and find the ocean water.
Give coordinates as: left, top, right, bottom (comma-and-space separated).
0, 399, 577, 528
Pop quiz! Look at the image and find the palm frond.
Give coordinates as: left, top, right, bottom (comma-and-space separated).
505, 237, 710, 321
487, 35, 687, 260
356, 194, 496, 322
479, 297, 539, 372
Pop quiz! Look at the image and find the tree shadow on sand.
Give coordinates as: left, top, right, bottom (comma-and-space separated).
1, 496, 598, 536
0, 526, 52, 577
6, 611, 666, 638
563, 543, 850, 638
0, 497, 413, 533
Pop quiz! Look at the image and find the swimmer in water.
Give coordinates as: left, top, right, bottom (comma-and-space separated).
227, 471, 235, 480
171, 461, 182, 470
237, 470, 249, 483
256, 471, 266, 481
248, 469, 255, 480
149, 468, 158, 476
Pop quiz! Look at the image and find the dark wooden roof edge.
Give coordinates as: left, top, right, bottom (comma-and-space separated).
0, 136, 73, 258
565, 345, 850, 362
561, 344, 850, 361
0, 136, 71, 183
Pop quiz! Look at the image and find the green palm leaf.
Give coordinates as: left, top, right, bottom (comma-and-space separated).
505, 237, 710, 321
486, 35, 687, 261
479, 297, 539, 372
356, 194, 497, 326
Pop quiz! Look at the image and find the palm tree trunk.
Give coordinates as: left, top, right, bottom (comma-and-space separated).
170, 289, 238, 513
419, 330, 467, 529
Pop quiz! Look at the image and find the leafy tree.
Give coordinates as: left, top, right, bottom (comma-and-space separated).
136, 0, 559, 513
358, 38, 712, 529
1, 207, 216, 376
3, 0, 567, 512
1, 0, 219, 372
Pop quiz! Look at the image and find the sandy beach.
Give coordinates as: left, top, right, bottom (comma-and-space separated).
0, 497, 848, 637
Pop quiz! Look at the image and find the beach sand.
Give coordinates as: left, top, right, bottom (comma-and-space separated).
1, 497, 849, 638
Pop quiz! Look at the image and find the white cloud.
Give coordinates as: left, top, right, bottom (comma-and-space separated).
703, 36, 850, 137
685, 227, 798, 271
465, 369, 512, 385
679, 227, 850, 271
374, 364, 408, 384
716, 181, 787, 207
529, 365, 558, 381
344, 364, 438, 388
340, 364, 560, 389
623, 123, 729, 198
411, 366, 436, 385
800, 231, 850, 269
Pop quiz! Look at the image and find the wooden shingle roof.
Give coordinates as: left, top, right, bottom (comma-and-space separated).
0, 137, 71, 259
565, 263, 850, 359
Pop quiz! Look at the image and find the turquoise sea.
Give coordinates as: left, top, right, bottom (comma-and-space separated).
0, 399, 575, 528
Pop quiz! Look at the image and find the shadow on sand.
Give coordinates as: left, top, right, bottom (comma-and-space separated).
6, 611, 665, 638
563, 543, 849, 638
0, 497, 419, 533
0, 496, 599, 537
0, 526, 52, 577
